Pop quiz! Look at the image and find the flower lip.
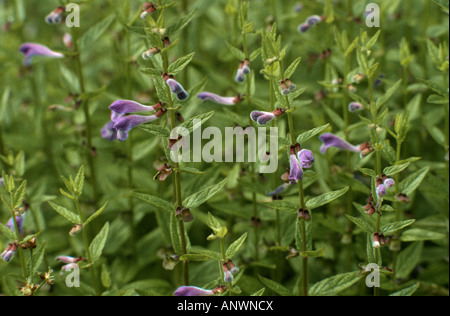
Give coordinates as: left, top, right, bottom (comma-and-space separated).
297, 149, 314, 169
319, 133, 360, 154
289, 154, 303, 184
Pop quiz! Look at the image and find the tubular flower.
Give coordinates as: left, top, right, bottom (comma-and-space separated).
289, 148, 303, 184
242, 58, 251, 75
267, 183, 290, 197
6, 213, 25, 235
235, 61, 245, 82
109, 100, 164, 121
197, 92, 243, 105
1, 242, 18, 262
382, 174, 395, 189
298, 23, 310, 33
140, 2, 157, 18
45, 6, 65, 24
319, 133, 361, 154
142, 47, 160, 59
19, 43, 64, 67
250, 108, 285, 125
100, 121, 118, 141
348, 102, 364, 112
163, 74, 189, 101
306, 15, 323, 26
113, 109, 167, 141
174, 285, 225, 296
297, 148, 314, 169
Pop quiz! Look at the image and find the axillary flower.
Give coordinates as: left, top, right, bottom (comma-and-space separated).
174, 285, 226, 296
250, 108, 286, 125
288, 143, 314, 184
197, 92, 243, 105
319, 133, 374, 158
19, 43, 64, 67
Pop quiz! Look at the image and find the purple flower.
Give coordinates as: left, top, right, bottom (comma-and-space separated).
383, 177, 395, 189
113, 109, 167, 141
297, 149, 314, 169
6, 215, 25, 235
235, 68, 245, 83
19, 43, 64, 67
56, 256, 81, 264
319, 133, 360, 154
289, 154, 303, 184
306, 15, 322, 26
45, 6, 65, 24
267, 183, 290, 196
250, 108, 285, 125
348, 102, 364, 112
376, 184, 386, 197
174, 286, 215, 296
101, 121, 118, 141
1, 243, 18, 262
298, 23, 310, 33
165, 78, 189, 101
109, 100, 163, 121
197, 92, 242, 105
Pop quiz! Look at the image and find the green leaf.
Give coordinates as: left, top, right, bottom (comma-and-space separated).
383, 162, 410, 176
183, 178, 228, 209
376, 79, 402, 109
89, 222, 110, 262
395, 242, 423, 279
263, 200, 297, 213
74, 165, 84, 196
166, 9, 196, 36
309, 271, 362, 296
48, 201, 81, 224
345, 215, 374, 233
390, 283, 421, 296
296, 124, 330, 144
306, 187, 349, 210
84, 202, 108, 226
284, 57, 302, 78
140, 67, 162, 77
258, 274, 293, 296
132, 192, 173, 212
224, 40, 245, 60
179, 110, 215, 134
381, 219, 415, 235
168, 52, 195, 74
170, 213, 182, 254
399, 166, 429, 196
226, 232, 247, 258
0, 223, 16, 240
400, 228, 446, 242
78, 15, 116, 50
139, 124, 171, 138
13, 180, 27, 210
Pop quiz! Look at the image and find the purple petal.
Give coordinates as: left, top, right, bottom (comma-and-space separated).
198, 92, 236, 105
6, 215, 24, 235
250, 111, 266, 122
100, 121, 118, 141
319, 133, 360, 154
376, 184, 386, 197
109, 100, 159, 121
166, 79, 182, 93
19, 43, 64, 66
113, 115, 159, 141
289, 154, 303, 184
306, 15, 322, 26
297, 149, 314, 169
383, 178, 395, 189
256, 113, 275, 125
174, 286, 215, 296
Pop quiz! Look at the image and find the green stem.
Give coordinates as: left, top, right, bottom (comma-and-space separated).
11, 209, 27, 278
74, 197, 101, 296
71, 28, 99, 203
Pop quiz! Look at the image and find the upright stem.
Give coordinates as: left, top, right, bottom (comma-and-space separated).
74, 197, 101, 296
11, 211, 27, 278
71, 28, 99, 203
161, 46, 189, 285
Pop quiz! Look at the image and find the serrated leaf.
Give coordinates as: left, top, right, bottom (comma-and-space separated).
13, 180, 26, 210
284, 57, 302, 78
390, 283, 420, 296
309, 271, 362, 296
381, 219, 415, 235
89, 222, 109, 263
84, 202, 108, 226
399, 166, 429, 196
383, 162, 410, 176
258, 274, 293, 296
168, 52, 195, 74
263, 200, 297, 213
132, 192, 173, 212
139, 124, 171, 138
48, 201, 81, 224
78, 15, 115, 50
394, 241, 423, 279
183, 178, 228, 209
400, 228, 446, 242
224, 40, 245, 60
376, 79, 402, 109
300, 247, 326, 258
345, 215, 374, 233
0, 223, 16, 240
297, 124, 330, 144
166, 9, 196, 36
179, 110, 215, 134
226, 232, 247, 258
306, 187, 349, 210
